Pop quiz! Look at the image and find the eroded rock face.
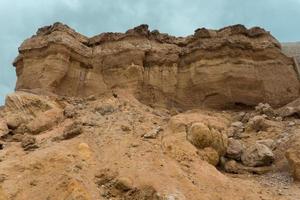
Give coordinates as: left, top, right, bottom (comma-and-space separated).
3, 91, 63, 135
13, 22, 299, 109
241, 143, 274, 167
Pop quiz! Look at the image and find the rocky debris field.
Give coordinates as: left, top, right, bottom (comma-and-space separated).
0, 90, 299, 200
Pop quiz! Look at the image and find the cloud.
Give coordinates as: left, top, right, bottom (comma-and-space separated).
1, 0, 300, 105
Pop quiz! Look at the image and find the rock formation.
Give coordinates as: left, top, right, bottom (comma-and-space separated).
13, 22, 299, 109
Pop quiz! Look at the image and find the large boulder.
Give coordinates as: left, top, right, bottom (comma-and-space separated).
163, 111, 229, 166
224, 159, 273, 175
226, 138, 244, 160
241, 143, 274, 167
276, 97, 300, 117
187, 122, 228, 157
3, 91, 63, 134
285, 135, 300, 181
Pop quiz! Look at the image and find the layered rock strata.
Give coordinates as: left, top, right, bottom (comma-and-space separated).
13, 22, 299, 109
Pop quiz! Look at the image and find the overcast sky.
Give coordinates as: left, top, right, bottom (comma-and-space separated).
1, 0, 300, 105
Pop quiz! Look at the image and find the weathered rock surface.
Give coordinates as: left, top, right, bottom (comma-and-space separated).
13, 22, 299, 109
241, 143, 274, 167
3, 91, 63, 134
224, 159, 273, 174
187, 122, 228, 156
226, 138, 244, 160
285, 134, 300, 181
286, 149, 300, 181
276, 97, 300, 117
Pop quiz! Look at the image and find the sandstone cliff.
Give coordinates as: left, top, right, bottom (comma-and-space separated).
13, 22, 300, 109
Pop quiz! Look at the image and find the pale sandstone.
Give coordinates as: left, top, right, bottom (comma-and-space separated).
13, 23, 299, 109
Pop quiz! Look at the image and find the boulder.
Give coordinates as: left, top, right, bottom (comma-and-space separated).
241, 143, 274, 167
62, 122, 83, 140
224, 159, 273, 174
187, 122, 228, 156
286, 149, 300, 181
255, 103, 275, 117
26, 108, 64, 134
256, 139, 275, 150
285, 136, 300, 181
3, 91, 63, 133
64, 104, 77, 118
246, 115, 270, 132
143, 127, 163, 139
276, 98, 300, 118
95, 103, 116, 115
0, 119, 8, 137
226, 121, 244, 138
21, 135, 38, 151
226, 138, 244, 160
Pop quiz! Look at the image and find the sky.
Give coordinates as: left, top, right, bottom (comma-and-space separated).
1, 0, 300, 105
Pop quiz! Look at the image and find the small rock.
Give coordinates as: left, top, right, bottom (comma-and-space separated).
143, 127, 163, 139
246, 115, 269, 132
95, 103, 116, 115
121, 125, 131, 132
21, 135, 38, 151
87, 95, 97, 101
64, 105, 76, 118
255, 103, 275, 117
224, 159, 273, 174
226, 122, 244, 139
285, 145, 300, 181
11, 133, 24, 142
226, 138, 244, 160
231, 121, 244, 128
5, 114, 23, 130
240, 112, 252, 123
233, 112, 246, 122
241, 143, 274, 167
288, 121, 295, 127
0, 143, 4, 150
0, 174, 7, 183
115, 177, 133, 192
256, 139, 275, 150
62, 122, 82, 140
